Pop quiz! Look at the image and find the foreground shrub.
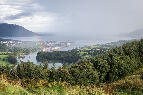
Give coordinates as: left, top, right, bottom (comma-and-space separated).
141, 73, 143, 80
69, 62, 99, 85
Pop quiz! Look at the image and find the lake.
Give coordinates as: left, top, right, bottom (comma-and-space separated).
3, 35, 133, 68
17, 52, 63, 69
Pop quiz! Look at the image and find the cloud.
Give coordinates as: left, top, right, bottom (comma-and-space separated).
5, 12, 63, 33
0, 0, 62, 32
0, 0, 32, 21
4, 12, 33, 20
0, 0, 32, 6
1, 0, 143, 39
0, 5, 21, 21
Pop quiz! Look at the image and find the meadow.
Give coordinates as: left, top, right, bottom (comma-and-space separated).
0, 55, 9, 66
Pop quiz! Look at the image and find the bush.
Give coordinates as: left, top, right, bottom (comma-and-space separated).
141, 73, 143, 80
7, 55, 17, 64
69, 62, 99, 85
16, 62, 49, 80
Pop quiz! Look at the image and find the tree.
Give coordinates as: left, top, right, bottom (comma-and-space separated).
69, 62, 99, 85
141, 73, 143, 80
7, 55, 17, 64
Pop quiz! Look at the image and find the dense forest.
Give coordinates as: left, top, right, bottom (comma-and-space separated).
0, 39, 143, 94
36, 48, 109, 63
37, 49, 81, 63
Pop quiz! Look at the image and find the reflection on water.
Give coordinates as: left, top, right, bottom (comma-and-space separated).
17, 52, 63, 69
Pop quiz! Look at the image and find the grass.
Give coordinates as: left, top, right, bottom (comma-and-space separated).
23, 80, 106, 95
113, 75, 143, 95
0, 70, 142, 95
0, 77, 106, 95
0, 55, 12, 66
102, 67, 143, 95
0, 79, 32, 95
0, 55, 8, 59
0, 66, 142, 95
0, 61, 9, 66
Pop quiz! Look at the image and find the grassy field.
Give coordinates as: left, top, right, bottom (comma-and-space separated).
0, 55, 11, 66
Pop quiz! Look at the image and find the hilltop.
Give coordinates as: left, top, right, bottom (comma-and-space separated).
0, 23, 36, 37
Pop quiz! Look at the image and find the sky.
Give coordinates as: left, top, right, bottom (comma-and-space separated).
1, 0, 143, 38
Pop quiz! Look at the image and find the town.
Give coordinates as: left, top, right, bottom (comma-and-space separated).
0, 38, 72, 52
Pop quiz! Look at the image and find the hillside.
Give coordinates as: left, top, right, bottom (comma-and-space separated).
126, 29, 143, 39
0, 23, 36, 37
0, 39, 143, 94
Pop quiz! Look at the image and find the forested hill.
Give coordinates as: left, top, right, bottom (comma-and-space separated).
0, 23, 36, 37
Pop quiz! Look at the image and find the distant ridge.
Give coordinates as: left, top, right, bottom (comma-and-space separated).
0, 23, 37, 37
126, 29, 143, 39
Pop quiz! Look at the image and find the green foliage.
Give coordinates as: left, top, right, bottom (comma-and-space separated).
112, 75, 143, 95
36, 40, 130, 63
0, 55, 10, 66
90, 57, 110, 82
0, 65, 11, 75
0, 80, 31, 95
141, 73, 143, 80
69, 62, 99, 85
16, 62, 49, 80
0, 79, 105, 95
36, 47, 109, 63
1, 39, 143, 87
7, 55, 17, 64
84, 39, 143, 83
37, 49, 81, 63
1, 39, 143, 94
49, 67, 71, 82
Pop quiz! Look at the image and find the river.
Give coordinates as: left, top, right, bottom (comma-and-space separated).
17, 52, 63, 69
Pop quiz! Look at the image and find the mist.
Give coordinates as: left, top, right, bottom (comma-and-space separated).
1, 0, 143, 40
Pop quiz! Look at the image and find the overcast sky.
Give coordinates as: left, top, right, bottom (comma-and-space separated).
1, 0, 143, 37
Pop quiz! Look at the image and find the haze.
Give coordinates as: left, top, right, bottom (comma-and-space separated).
1, 0, 143, 39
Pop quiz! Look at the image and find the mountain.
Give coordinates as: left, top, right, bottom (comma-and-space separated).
0, 23, 36, 37
126, 29, 143, 39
